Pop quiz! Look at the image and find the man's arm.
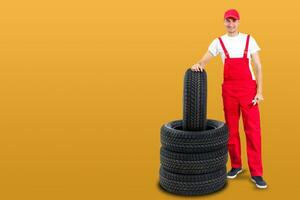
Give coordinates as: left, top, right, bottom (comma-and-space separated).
251, 51, 264, 104
191, 50, 214, 72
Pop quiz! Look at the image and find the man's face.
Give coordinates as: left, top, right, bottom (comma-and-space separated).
224, 17, 239, 33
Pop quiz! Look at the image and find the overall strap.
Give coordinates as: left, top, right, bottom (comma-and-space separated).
218, 37, 230, 58
243, 34, 250, 58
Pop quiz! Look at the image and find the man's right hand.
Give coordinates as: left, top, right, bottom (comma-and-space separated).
191, 63, 205, 72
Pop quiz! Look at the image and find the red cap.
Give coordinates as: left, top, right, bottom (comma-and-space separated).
224, 9, 240, 20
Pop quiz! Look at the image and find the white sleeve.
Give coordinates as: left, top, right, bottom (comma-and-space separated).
249, 35, 261, 54
208, 38, 219, 57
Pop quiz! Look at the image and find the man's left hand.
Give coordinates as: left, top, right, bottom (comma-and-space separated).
252, 93, 264, 105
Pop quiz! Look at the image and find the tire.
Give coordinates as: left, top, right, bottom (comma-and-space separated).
160, 166, 227, 182
159, 166, 227, 196
161, 119, 228, 153
183, 69, 207, 131
160, 146, 228, 174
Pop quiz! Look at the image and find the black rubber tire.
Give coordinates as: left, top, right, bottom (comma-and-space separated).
183, 69, 207, 131
159, 166, 227, 196
160, 146, 228, 174
161, 119, 228, 153
160, 166, 227, 182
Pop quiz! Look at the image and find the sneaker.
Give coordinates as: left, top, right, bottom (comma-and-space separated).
227, 168, 243, 179
251, 176, 268, 189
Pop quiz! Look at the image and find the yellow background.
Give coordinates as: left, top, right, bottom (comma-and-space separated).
0, 0, 299, 199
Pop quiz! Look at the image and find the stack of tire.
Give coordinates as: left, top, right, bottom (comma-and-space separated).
159, 69, 229, 196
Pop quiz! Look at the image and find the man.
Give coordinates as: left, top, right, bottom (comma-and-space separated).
190, 9, 267, 189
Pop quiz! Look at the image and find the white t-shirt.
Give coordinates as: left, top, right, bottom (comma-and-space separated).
208, 32, 261, 80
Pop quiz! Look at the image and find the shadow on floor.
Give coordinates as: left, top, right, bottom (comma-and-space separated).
157, 179, 229, 197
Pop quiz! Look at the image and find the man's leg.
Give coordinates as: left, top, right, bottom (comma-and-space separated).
222, 91, 242, 168
240, 94, 263, 176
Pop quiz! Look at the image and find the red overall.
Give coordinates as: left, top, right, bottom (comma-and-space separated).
219, 34, 263, 176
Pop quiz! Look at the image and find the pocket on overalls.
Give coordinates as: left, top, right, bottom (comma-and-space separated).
223, 65, 230, 79
240, 82, 257, 105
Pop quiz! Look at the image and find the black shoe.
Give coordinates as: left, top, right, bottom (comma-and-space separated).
251, 176, 268, 189
227, 168, 243, 179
